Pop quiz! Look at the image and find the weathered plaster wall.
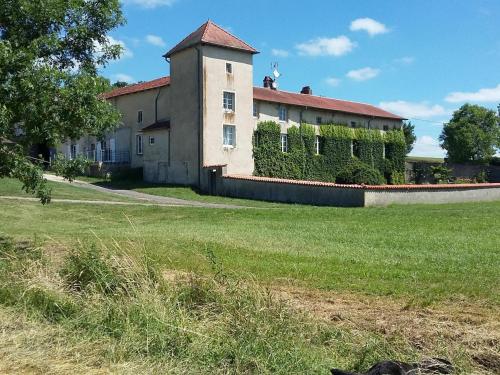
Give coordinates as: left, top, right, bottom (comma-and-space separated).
202, 46, 255, 176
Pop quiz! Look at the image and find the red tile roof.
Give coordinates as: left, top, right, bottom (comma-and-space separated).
164, 20, 258, 58
253, 87, 406, 121
224, 174, 500, 190
101, 75, 404, 120
103, 76, 170, 99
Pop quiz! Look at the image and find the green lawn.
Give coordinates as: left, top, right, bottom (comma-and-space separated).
1, 196, 499, 305
76, 174, 281, 207
0, 177, 136, 202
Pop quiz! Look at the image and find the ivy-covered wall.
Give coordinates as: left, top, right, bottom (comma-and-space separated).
253, 121, 406, 185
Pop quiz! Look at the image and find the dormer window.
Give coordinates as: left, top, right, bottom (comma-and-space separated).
226, 62, 233, 74
223, 91, 235, 112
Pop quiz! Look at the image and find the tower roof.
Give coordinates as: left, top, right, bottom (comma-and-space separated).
164, 20, 258, 58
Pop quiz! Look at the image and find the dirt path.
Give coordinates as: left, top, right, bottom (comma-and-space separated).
43, 174, 248, 209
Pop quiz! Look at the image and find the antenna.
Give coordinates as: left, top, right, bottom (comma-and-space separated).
272, 62, 281, 79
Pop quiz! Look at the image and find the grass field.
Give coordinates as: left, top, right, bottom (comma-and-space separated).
75, 174, 279, 207
0, 178, 499, 373
0, 177, 136, 202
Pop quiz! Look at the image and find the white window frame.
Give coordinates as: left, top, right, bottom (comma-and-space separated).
278, 105, 288, 122
280, 134, 288, 153
315, 136, 320, 155
149, 136, 155, 145
137, 110, 143, 124
226, 62, 233, 74
223, 125, 236, 148
136, 134, 143, 155
223, 91, 235, 112
70, 144, 77, 160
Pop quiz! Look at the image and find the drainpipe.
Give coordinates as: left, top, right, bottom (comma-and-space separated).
154, 87, 162, 123
195, 46, 203, 189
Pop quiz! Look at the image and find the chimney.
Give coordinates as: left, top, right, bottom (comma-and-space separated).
300, 86, 312, 95
263, 76, 274, 89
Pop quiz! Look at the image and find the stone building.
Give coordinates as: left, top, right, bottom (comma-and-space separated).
59, 20, 404, 190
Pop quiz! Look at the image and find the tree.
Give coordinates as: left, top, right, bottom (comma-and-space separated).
439, 104, 500, 163
402, 121, 416, 154
112, 81, 130, 88
0, 0, 124, 203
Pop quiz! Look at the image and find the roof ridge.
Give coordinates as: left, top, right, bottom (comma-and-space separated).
201, 20, 211, 41
163, 22, 207, 57
254, 86, 377, 108
207, 21, 256, 51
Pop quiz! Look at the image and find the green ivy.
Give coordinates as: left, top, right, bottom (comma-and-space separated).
253, 121, 406, 185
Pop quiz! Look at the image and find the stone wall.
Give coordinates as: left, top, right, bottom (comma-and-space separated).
215, 172, 500, 207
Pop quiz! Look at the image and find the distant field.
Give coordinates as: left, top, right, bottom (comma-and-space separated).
406, 156, 445, 163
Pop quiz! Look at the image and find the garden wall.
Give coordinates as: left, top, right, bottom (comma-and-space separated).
216, 173, 500, 207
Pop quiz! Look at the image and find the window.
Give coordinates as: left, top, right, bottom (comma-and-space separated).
149, 136, 155, 145
226, 62, 232, 74
315, 136, 321, 155
136, 134, 143, 155
280, 134, 288, 153
278, 105, 287, 122
383, 125, 389, 131
253, 101, 259, 118
223, 125, 236, 147
350, 121, 356, 128
223, 91, 235, 111
137, 110, 143, 124
70, 144, 77, 159
316, 116, 322, 125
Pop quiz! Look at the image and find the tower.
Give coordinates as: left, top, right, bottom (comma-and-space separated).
164, 21, 258, 188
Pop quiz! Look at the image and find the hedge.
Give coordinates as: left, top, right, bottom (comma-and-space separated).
253, 121, 407, 185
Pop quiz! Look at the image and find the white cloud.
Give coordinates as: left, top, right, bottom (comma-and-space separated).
325, 77, 341, 87
445, 84, 500, 103
296, 36, 356, 57
410, 136, 445, 157
350, 18, 389, 36
346, 67, 380, 81
96, 36, 133, 60
113, 73, 135, 83
379, 100, 449, 119
121, 0, 177, 8
145, 34, 166, 47
394, 56, 414, 65
271, 48, 290, 58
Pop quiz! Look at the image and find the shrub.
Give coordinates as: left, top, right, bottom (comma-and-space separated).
475, 169, 488, 183
430, 165, 452, 184
51, 153, 91, 182
336, 159, 386, 185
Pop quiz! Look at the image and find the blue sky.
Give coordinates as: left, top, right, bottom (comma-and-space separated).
103, 0, 500, 157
